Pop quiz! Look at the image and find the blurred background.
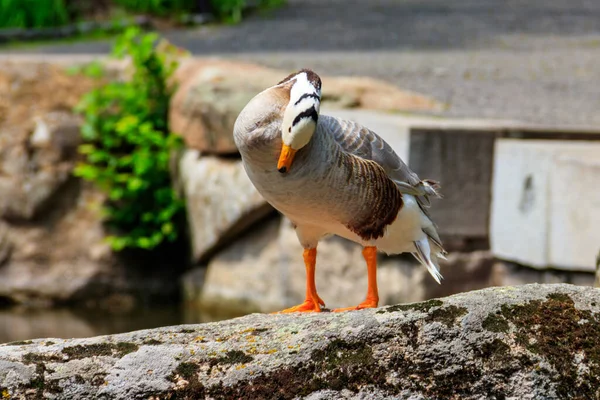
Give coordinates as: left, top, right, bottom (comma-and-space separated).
0, 0, 599, 343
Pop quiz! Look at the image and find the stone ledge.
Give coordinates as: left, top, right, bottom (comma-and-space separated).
1, 283, 598, 399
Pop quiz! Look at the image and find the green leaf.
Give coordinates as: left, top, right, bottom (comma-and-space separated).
73, 27, 185, 251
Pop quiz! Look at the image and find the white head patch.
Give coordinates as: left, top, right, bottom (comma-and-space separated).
280, 70, 322, 150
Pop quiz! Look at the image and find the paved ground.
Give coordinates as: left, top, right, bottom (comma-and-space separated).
4, 0, 600, 127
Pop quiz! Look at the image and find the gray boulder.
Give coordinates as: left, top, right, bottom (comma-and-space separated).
1, 283, 599, 399
177, 150, 273, 263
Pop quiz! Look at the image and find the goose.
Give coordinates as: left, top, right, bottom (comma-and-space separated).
233, 69, 447, 313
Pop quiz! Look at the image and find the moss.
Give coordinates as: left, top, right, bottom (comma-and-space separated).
427, 305, 468, 327
174, 362, 200, 380
5, 340, 33, 346
25, 362, 63, 397
62, 342, 138, 359
378, 299, 444, 314
311, 339, 374, 373
210, 350, 254, 367
169, 362, 206, 397
499, 292, 600, 398
143, 339, 163, 345
115, 342, 139, 356
22, 353, 61, 364
44, 341, 55, 346
479, 339, 511, 362
482, 312, 510, 333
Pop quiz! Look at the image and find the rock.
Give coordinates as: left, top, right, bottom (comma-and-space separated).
0, 61, 95, 221
0, 182, 183, 308
169, 59, 441, 154
0, 111, 82, 220
491, 139, 600, 271
0, 222, 12, 266
1, 284, 599, 399
178, 150, 273, 263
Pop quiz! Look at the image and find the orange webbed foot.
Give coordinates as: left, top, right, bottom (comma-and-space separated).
332, 298, 378, 313
272, 299, 322, 314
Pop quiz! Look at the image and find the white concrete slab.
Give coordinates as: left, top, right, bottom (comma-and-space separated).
491, 139, 600, 272
549, 152, 600, 270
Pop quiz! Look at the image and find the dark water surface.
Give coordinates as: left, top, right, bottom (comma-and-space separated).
0, 304, 229, 344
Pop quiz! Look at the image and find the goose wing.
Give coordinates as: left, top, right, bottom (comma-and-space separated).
321, 115, 441, 206
321, 115, 444, 249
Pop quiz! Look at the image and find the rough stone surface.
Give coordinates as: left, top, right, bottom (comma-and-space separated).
178, 150, 273, 263
1, 284, 599, 399
169, 59, 441, 154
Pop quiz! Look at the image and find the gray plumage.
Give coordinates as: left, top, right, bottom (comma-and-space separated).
233, 70, 446, 283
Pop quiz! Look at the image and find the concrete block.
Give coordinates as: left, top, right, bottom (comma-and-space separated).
409, 128, 497, 239
491, 139, 600, 272
549, 152, 600, 270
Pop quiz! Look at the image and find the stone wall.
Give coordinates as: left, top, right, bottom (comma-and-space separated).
0, 56, 597, 317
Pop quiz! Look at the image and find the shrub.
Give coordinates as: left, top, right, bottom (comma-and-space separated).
74, 27, 186, 251
0, 0, 70, 29
112, 0, 197, 17
210, 0, 286, 24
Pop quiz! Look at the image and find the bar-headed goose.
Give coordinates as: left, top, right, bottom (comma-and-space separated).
233, 69, 446, 313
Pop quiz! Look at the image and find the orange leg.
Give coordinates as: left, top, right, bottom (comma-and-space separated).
273, 248, 325, 313
333, 246, 379, 312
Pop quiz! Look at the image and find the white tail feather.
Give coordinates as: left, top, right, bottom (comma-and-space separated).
413, 238, 443, 284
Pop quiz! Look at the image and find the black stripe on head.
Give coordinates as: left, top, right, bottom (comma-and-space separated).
294, 92, 320, 106
292, 106, 318, 127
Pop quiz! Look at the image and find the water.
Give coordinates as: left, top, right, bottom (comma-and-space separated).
0, 304, 233, 344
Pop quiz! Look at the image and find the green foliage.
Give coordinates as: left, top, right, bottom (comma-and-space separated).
210, 0, 286, 24
112, 0, 197, 17
74, 27, 185, 251
0, 0, 70, 29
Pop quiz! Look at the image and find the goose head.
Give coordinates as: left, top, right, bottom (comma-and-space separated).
277, 69, 322, 173
234, 68, 322, 173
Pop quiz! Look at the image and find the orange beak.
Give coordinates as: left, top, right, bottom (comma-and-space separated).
277, 144, 297, 173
